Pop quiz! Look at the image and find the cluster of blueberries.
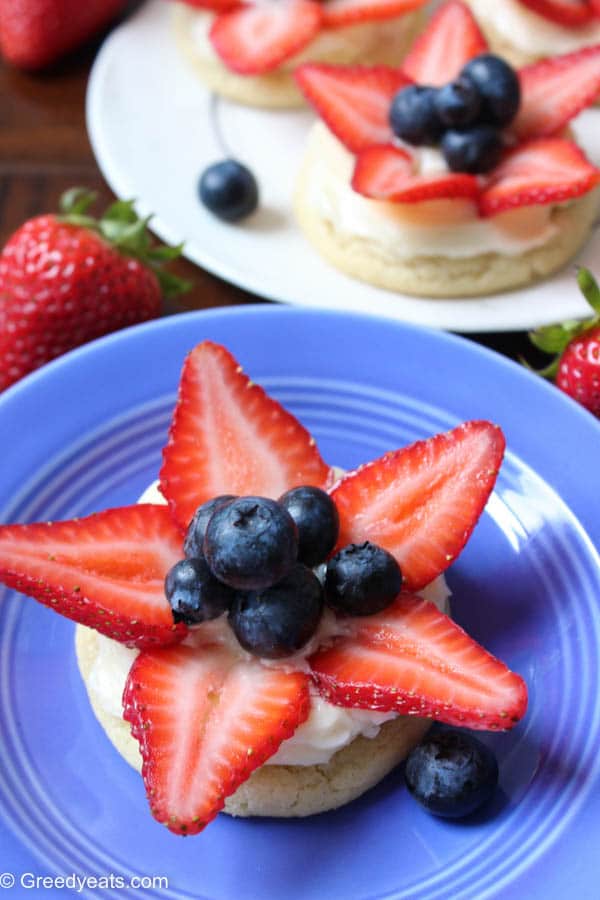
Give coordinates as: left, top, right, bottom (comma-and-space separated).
165, 486, 403, 659
389, 53, 521, 175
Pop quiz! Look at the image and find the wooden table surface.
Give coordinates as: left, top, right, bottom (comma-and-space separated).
0, 12, 536, 364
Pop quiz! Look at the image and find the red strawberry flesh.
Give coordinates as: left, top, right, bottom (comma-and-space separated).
160, 341, 332, 530
330, 421, 505, 591
401, 0, 487, 86
123, 643, 310, 834
515, 0, 593, 26
352, 144, 480, 202
0, 506, 186, 648
310, 594, 528, 730
323, 0, 425, 28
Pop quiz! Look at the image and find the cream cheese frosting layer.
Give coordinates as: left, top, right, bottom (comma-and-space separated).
301, 122, 562, 260
468, 0, 600, 56
87, 479, 451, 767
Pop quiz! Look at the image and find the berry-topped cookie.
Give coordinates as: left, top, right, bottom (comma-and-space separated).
170, 0, 429, 107
0, 341, 527, 834
294, 0, 600, 298
464, 0, 600, 67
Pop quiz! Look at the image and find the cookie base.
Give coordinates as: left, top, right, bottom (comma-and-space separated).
75, 624, 432, 818
294, 155, 600, 298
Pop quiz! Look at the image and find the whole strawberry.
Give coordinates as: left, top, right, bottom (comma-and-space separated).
0, 188, 189, 392
0, 0, 127, 70
529, 268, 600, 418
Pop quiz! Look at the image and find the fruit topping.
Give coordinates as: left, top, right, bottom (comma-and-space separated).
296, 64, 410, 153
513, 45, 600, 140
310, 593, 528, 729
528, 267, 600, 418
441, 125, 504, 175
389, 85, 444, 146
330, 421, 505, 591
183, 495, 236, 558
123, 643, 310, 834
325, 541, 402, 616
322, 0, 425, 27
278, 485, 340, 567
0, 506, 187, 649
160, 341, 332, 531
404, 729, 499, 818
209, 1, 323, 75
478, 138, 600, 216
401, 0, 487, 86
461, 54, 521, 128
352, 146, 479, 202
204, 496, 299, 591
229, 564, 324, 658
198, 160, 259, 223
434, 76, 483, 129
516, 0, 594, 27
165, 557, 234, 625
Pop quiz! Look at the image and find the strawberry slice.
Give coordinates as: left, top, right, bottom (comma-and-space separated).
515, 0, 593, 26
310, 594, 528, 730
295, 64, 410, 153
401, 0, 487, 87
513, 45, 600, 140
209, 1, 323, 75
323, 0, 425, 28
479, 138, 600, 216
0, 506, 186, 648
352, 144, 479, 202
160, 341, 332, 531
179, 0, 241, 11
592, 0, 600, 15
123, 643, 310, 834
330, 421, 505, 592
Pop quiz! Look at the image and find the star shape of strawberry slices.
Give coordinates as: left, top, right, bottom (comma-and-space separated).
295, 0, 600, 214
0, 340, 527, 835
515, 0, 600, 27
182, 0, 428, 76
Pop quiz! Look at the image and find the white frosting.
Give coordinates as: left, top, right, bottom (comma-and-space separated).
469, 0, 600, 56
181, 5, 419, 72
89, 479, 451, 766
303, 122, 561, 258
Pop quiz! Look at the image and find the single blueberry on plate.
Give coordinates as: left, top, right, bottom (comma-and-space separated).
229, 564, 324, 658
325, 541, 402, 616
389, 85, 444, 146
441, 126, 504, 174
434, 76, 482, 128
199, 160, 259, 222
278, 485, 339, 568
461, 54, 521, 128
165, 557, 234, 624
183, 495, 236, 558
204, 496, 298, 591
404, 730, 499, 818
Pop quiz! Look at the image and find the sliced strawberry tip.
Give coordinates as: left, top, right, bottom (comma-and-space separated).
0, 506, 186, 649
209, 1, 323, 75
330, 421, 505, 591
401, 0, 488, 87
160, 341, 332, 531
515, 0, 594, 26
322, 0, 426, 28
513, 44, 600, 140
310, 594, 528, 730
295, 64, 410, 153
479, 138, 600, 217
352, 145, 479, 202
123, 643, 310, 834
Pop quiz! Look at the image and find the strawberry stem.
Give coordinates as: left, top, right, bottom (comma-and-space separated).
577, 267, 600, 316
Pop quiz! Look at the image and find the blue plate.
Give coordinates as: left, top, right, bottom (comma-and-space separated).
1, 307, 599, 900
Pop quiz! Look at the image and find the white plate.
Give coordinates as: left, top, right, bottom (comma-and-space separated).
87, 0, 600, 332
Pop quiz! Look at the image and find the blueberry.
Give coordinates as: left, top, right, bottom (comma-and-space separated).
165, 557, 234, 625
389, 86, 444, 146
461, 54, 520, 127
434, 76, 482, 128
278, 486, 339, 568
325, 542, 402, 616
229, 564, 324, 659
404, 730, 499, 818
441, 126, 504, 174
204, 496, 298, 591
183, 495, 236, 558
199, 160, 259, 222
